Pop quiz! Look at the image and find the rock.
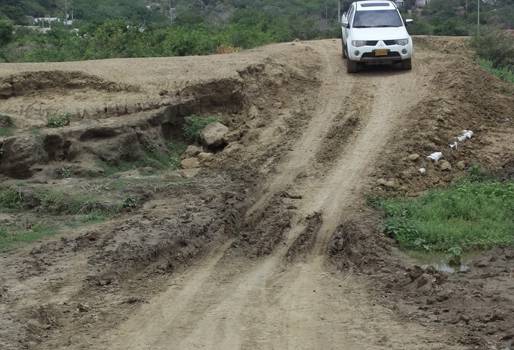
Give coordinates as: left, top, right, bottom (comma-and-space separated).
408, 153, 420, 161
77, 303, 90, 312
200, 122, 229, 148
197, 152, 214, 162
456, 161, 466, 170
179, 168, 199, 178
377, 178, 398, 189
222, 142, 242, 154
439, 160, 452, 171
180, 157, 200, 169
419, 167, 427, 175
183, 145, 203, 158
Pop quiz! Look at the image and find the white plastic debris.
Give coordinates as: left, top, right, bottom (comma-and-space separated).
462, 130, 474, 139
449, 142, 458, 150
427, 152, 443, 161
419, 167, 427, 175
457, 135, 467, 142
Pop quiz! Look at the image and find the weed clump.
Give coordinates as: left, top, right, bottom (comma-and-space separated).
183, 115, 219, 142
47, 113, 71, 128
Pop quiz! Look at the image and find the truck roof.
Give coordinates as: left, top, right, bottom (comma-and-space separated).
354, 1, 397, 11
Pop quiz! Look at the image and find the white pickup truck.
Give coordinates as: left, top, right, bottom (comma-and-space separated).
341, 0, 414, 73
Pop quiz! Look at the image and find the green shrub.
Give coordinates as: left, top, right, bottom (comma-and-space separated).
472, 29, 514, 72
381, 180, 514, 252
47, 113, 71, 128
0, 187, 23, 209
183, 115, 219, 142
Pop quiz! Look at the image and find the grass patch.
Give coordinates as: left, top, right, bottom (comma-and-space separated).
47, 113, 71, 128
0, 114, 15, 137
479, 59, 514, 84
0, 127, 14, 137
183, 115, 219, 142
99, 141, 186, 176
0, 187, 24, 210
380, 180, 514, 253
0, 224, 57, 252
0, 185, 122, 215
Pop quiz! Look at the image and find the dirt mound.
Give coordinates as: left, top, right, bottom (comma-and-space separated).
371, 53, 514, 196
328, 217, 392, 273
0, 71, 137, 99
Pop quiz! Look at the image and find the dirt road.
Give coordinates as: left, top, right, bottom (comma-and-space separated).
91, 41, 459, 350
1, 38, 513, 350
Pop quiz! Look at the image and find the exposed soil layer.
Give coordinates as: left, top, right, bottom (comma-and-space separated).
0, 37, 512, 350
0, 70, 138, 100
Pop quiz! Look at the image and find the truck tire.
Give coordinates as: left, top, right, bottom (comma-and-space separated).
347, 59, 360, 73
342, 40, 347, 59
401, 59, 412, 70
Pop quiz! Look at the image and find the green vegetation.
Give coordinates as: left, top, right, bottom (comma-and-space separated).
0, 114, 15, 137
0, 0, 340, 62
183, 115, 219, 142
0, 127, 14, 137
471, 29, 514, 84
47, 112, 71, 128
405, 0, 514, 36
99, 141, 186, 176
380, 179, 514, 253
0, 187, 24, 210
0, 224, 57, 252
479, 59, 514, 84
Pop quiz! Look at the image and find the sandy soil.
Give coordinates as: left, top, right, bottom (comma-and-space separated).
0, 37, 513, 350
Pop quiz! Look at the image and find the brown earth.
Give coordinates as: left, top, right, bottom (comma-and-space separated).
0, 37, 513, 350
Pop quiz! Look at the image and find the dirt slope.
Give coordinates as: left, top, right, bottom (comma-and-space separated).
0, 37, 513, 350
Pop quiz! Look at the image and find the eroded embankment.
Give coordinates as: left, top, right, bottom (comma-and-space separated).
0, 44, 322, 350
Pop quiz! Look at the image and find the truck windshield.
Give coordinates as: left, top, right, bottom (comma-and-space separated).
353, 10, 403, 28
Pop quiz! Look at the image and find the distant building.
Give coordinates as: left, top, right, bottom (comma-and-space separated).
33, 17, 61, 28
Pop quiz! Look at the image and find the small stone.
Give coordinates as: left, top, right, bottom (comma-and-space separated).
200, 122, 229, 148
183, 145, 203, 158
408, 153, 420, 161
456, 161, 466, 170
439, 160, 452, 171
419, 167, 427, 175
77, 303, 90, 312
181, 158, 200, 169
179, 168, 200, 178
377, 178, 398, 189
197, 152, 214, 162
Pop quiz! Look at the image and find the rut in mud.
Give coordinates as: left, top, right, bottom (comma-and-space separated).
1, 37, 513, 350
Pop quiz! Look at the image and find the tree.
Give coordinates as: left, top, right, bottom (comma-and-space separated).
0, 20, 14, 47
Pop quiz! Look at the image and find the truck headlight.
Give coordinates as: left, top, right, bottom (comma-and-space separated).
396, 38, 409, 46
351, 40, 366, 47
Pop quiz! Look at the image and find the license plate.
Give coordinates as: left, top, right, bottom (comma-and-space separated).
374, 49, 389, 56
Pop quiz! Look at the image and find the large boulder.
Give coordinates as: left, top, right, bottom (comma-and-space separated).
200, 122, 229, 149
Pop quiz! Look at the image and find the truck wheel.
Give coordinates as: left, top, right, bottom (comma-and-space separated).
347, 59, 360, 73
342, 40, 347, 58
401, 59, 412, 70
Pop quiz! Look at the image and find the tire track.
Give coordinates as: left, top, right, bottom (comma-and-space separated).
96, 40, 463, 350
